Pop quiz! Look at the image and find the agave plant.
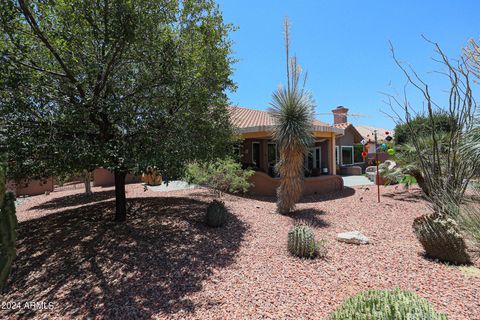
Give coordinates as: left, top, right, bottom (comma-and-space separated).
269, 18, 314, 214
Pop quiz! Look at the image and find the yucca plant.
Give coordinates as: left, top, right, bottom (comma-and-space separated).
269, 17, 314, 214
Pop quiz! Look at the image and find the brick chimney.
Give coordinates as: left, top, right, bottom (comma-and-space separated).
332, 106, 349, 124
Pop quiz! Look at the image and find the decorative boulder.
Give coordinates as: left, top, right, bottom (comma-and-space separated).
337, 231, 369, 245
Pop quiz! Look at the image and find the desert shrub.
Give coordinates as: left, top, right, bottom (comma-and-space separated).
205, 200, 228, 228
458, 204, 480, 246
185, 158, 254, 196
287, 224, 326, 259
328, 289, 448, 320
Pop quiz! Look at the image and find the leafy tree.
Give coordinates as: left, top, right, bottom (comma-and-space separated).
393, 112, 454, 145
0, 0, 235, 222
269, 18, 314, 214
184, 157, 254, 196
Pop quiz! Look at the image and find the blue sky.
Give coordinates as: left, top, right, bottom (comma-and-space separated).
216, 0, 479, 129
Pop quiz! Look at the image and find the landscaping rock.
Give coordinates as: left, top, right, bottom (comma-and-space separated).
337, 231, 370, 245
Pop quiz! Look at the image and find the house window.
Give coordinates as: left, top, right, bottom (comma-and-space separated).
305, 147, 321, 170
267, 143, 277, 167
354, 144, 364, 163
252, 142, 260, 168
335, 146, 339, 165
341, 146, 354, 165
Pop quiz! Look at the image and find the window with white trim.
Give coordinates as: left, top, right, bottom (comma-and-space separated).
341, 146, 354, 165
354, 144, 364, 163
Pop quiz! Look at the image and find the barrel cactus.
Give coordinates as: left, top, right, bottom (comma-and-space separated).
0, 161, 17, 289
287, 224, 326, 259
205, 200, 227, 227
328, 289, 448, 319
413, 213, 474, 265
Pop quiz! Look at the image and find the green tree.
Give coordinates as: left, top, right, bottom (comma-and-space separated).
269, 17, 314, 214
393, 112, 454, 145
0, 0, 235, 222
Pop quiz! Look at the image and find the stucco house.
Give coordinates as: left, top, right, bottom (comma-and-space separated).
331, 106, 393, 173
229, 106, 345, 196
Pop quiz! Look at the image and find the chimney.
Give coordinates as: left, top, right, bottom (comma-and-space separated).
332, 106, 349, 124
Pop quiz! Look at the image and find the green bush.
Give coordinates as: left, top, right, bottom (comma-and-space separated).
205, 200, 228, 227
287, 224, 326, 259
185, 158, 254, 195
328, 289, 448, 320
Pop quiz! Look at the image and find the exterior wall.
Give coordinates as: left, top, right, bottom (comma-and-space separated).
92, 168, 142, 187
248, 171, 343, 196
10, 177, 54, 196
335, 126, 365, 170
241, 136, 335, 176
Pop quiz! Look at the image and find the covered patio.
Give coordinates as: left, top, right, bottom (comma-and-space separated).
229, 106, 345, 196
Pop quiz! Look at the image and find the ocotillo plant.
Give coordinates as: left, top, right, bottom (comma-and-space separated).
0, 160, 17, 289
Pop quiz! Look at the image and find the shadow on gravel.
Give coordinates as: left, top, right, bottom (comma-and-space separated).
287, 208, 330, 229
28, 190, 116, 211
234, 186, 356, 204
3, 196, 247, 319
382, 189, 425, 203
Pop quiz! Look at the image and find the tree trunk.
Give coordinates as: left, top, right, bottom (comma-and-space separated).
114, 169, 127, 222
83, 170, 92, 195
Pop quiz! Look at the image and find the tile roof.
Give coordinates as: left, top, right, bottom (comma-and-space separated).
228, 106, 343, 135
355, 125, 394, 142
332, 122, 352, 130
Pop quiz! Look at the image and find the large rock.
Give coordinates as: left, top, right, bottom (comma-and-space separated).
337, 231, 369, 245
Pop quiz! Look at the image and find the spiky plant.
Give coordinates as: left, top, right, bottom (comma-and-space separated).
205, 200, 228, 228
328, 289, 448, 319
269, 17, 314, 214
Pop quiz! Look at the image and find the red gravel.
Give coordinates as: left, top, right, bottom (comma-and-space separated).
1, 184, 479, 319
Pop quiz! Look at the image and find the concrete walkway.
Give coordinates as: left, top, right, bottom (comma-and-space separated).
342, 175, 374, 187
146, 180, 198, 192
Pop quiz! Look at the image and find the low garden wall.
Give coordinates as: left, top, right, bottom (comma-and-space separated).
92, 168, 142, 187
248, 171, 344, 196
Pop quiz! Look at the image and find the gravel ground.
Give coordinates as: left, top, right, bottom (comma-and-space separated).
1, 184, 479, 319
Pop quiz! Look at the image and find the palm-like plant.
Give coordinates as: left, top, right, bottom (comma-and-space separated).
269, 18, 314, 214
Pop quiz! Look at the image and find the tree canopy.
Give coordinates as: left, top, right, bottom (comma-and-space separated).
393, 112, 454, 145
0, 0, 236, 221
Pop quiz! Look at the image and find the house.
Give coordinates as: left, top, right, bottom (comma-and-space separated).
7, 177, 54, 196
332, 107, 365, 175
331, 106, 393, 172
355, 125, 393, 165
229, 106, 345, 196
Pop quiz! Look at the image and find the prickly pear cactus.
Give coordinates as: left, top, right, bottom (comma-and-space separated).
0, 161, 17, 289
205, 200, 227, 227
288, 224, 324, 259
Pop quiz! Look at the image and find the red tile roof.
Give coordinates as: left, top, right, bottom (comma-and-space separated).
355, 125, 394, 142
229, 106, 343, 134
332, 122, 352, 130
